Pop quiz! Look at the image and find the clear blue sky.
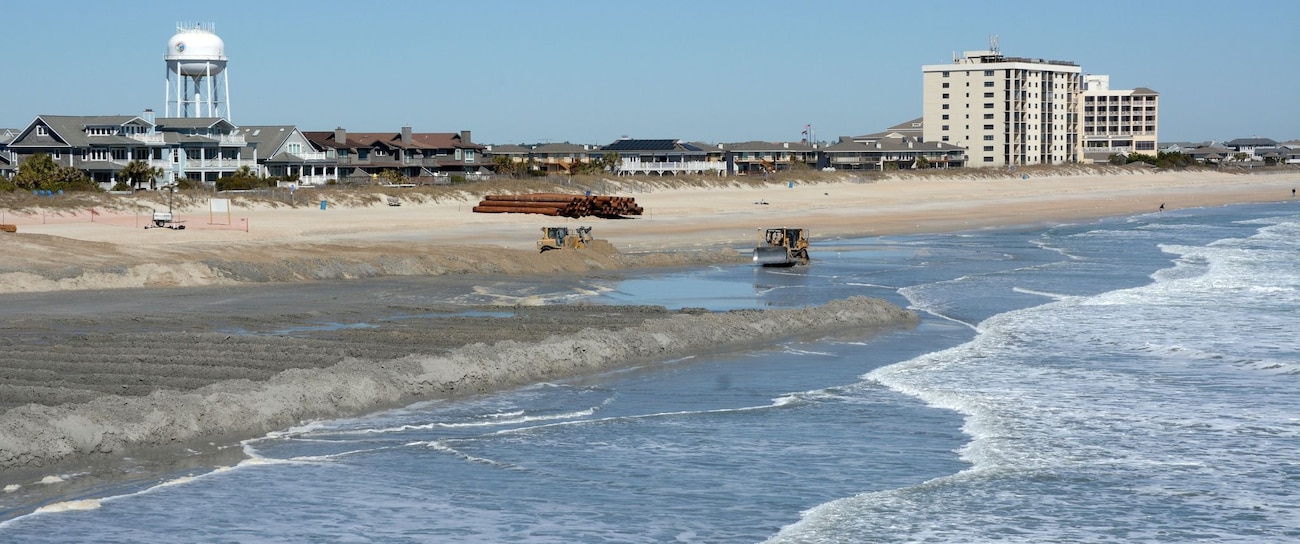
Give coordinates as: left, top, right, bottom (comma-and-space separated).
2, 0, 1296, 145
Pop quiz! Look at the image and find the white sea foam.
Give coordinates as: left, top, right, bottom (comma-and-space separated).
32, 499, 101, 514
1010, 286, 1072, 300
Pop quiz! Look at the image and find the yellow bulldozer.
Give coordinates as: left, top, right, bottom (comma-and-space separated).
753, 227, 810, 267
537, 226, 593, 252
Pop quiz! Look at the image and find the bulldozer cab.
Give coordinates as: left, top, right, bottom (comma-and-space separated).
754, 227, 810, 266
537, 226, 592, 252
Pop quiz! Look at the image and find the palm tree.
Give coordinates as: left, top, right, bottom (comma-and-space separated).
601, 152, 621, 174
118, 160, 164, 190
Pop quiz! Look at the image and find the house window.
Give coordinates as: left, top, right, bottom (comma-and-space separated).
984, 70, 995, 76
942, 114, 949, 120
941, 136, 949, 141
942, 93, 949, 99
984, 157, 995, 162
90, 149, 109, 161
983, 125, 994, 130
983, 146, 994, 152
983, 92, 994, 98
942, 125, 949, 131
942, 104, 949, 110
36, 126, 48, 136
942, 71, 949, 77
983, 135, 994, 141
984, 114, 994, 119
942, 82, 949, 88
464, 150, 474, 162
455, 149, 462, 160
113, 149, 127, 160
287, 143, 302, 154
984, 81, 995, 87
984, 103, 994, 108
1136, 141, 1155, 151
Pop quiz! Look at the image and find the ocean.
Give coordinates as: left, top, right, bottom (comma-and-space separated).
2, 201, 1297, 542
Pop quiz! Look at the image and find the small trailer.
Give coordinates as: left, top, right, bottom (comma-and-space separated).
145, 211, 185, 230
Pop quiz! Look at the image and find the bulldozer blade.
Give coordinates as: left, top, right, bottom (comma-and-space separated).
753, 247, 793, 266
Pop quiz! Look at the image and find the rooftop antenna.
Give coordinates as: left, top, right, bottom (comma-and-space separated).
989, 35, 1000, 54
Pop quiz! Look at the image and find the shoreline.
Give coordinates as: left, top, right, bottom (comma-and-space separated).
1, 168, 1296, 294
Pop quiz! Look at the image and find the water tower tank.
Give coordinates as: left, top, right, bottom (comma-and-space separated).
165, 26, 226, 76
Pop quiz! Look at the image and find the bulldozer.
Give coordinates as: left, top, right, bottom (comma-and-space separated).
537, 226, 593, 252
753, 227, 810, 267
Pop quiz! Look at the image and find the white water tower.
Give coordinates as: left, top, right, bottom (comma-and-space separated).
164, 23, 231, 120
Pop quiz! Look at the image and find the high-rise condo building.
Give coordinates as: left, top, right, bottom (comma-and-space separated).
922, 46, 1080, 168
1078, 75, 1159, 163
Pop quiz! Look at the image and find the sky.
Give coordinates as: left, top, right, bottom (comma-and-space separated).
2, 0, 1296, 146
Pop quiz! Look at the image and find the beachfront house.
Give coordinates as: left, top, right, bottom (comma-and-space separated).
0, 128, 17, 179
1183, 144, 1235, 164
722, 141, 818, 175
529, 142, 604, 174
1280, 141, 1300, 165
233, 125, 337, 186
821, 132, 967, 170
4, 112, 250, 189
1223, 138, 1278, 161
482, 143, 530, 173
305, 127, 488, 185
151, 116, 252, 185
601, 138, 725, 176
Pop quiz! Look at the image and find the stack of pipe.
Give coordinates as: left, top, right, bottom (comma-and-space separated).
472, 194, 643, 218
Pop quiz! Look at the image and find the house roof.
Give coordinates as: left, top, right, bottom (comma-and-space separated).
687, 142, 724, 152
531, 142, 595, 154
8, 115, 151, 147
304, 130, 484, 152
1224, 137, 1278, 147
722, 140, 815, 152
153, 117, 234, 131
1130, 87, 1159, 96
822, 135, 962, 154
601, 139, 704, 152
887, 117, 924, 131
233, 125, 296, 153
485, 144, 530, 154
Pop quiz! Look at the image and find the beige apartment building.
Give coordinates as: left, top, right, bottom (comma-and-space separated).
1079, 75, 1159, 163
922, 49, 1081, 168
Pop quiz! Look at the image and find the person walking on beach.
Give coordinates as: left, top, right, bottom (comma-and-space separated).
1159, 203, 1165, 212
1292, 188, 1296, 198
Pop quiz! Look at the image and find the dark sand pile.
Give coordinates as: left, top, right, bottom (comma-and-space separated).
0, 289, 916, 478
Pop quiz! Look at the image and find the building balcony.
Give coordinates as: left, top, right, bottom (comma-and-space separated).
616, 159, 724, 176
128, 133, 167, 144
293, 151, 328, 161
180, 158, 257, 170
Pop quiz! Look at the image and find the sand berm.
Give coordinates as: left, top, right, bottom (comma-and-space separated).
0, 296, 915, 474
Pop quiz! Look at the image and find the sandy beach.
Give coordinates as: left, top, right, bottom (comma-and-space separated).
1, 165, 1297, 483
